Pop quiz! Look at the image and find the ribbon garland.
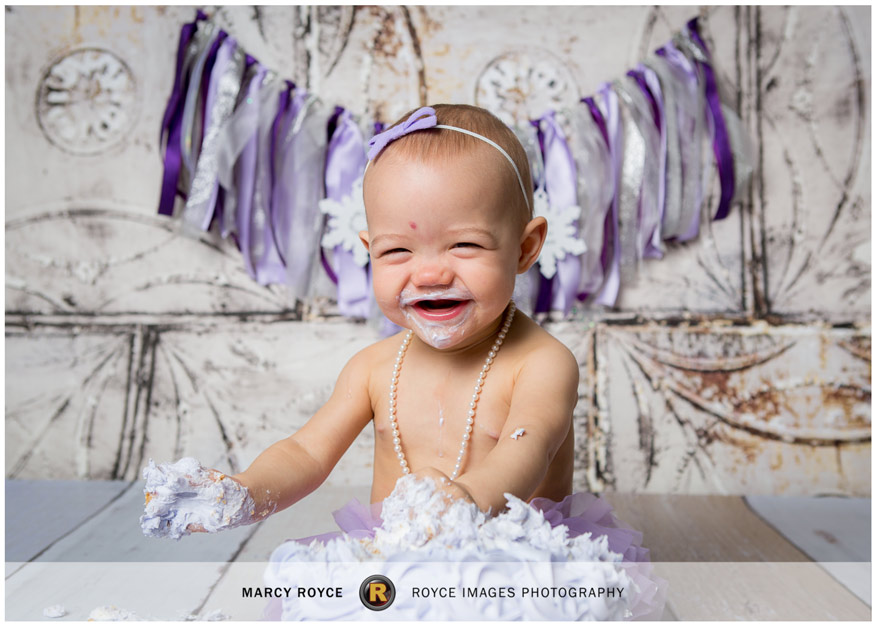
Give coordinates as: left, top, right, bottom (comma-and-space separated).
157, 12, 750, 319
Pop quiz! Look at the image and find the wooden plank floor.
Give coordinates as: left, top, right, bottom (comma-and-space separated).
5, 481, 871, 621
603, 493, 871, 621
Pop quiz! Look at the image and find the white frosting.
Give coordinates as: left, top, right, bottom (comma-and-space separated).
200, 608, 231, 621
139, 457, 258, 540
266, 475, 636, 620
42, 605, 66, 618
398, 287, 475, 348
510, 427, 526, 439
87, 605, 137, 621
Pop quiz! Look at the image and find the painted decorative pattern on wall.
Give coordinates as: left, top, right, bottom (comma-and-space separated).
5, 6, 870, 495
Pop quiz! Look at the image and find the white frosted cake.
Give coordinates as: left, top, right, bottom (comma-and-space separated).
265, 476, 639, 620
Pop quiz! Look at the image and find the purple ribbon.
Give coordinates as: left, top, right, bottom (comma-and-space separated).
366, 106, 436, 160
686, 17, 735, 221
157, 11, 208, 216
324, 109, 371, 317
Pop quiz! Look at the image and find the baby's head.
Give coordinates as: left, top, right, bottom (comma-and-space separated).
364, 104, 534, 230
360, 104, 546, 350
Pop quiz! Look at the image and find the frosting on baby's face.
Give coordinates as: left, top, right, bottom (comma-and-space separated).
361, 150, 523, 351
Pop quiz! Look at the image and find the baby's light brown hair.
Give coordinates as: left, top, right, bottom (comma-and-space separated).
369, 104, 534, 227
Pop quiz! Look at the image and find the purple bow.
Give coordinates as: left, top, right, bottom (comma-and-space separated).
366, 106, 437, 160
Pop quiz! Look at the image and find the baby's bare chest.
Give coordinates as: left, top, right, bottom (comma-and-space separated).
371, 362, 513, 462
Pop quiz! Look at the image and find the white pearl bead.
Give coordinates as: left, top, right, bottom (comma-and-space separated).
388, 304, 514, 479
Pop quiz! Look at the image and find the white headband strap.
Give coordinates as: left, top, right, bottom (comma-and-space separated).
433, 124, 531, 213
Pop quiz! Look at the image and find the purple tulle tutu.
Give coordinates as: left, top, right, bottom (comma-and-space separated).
265, 492, 667, 620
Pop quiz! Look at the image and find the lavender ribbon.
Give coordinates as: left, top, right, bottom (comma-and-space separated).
538, 111, 583, 316
323, 109, 371, 317
249, 78, 286, 285
367, 106, 437, 160
158, 11, 208, 216
589, 88, 622, 308
268, 82, 299, 268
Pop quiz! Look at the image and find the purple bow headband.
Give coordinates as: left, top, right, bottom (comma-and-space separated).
366, 106, 531, 212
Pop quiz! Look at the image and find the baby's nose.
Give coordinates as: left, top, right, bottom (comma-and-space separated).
411, 257, 454, 287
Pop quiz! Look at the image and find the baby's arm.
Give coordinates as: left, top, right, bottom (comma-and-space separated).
231, 346, 374, 516
450, 340, 578, 513
141, 347, 375, 538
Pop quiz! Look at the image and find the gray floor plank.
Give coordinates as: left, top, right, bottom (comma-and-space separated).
5, 479, 128, 562
20, 480, 258, 563
744, 495, 871, 606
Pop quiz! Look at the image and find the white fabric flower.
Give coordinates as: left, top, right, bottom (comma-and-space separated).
533, 187, 586, 279
319, 176, 370, 267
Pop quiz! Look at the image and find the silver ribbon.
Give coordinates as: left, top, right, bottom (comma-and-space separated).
612, 81, 647, 283
179, 24, 219, 194
276, 95, 330, 302
642, 55, 683, 239
183, 36, 245, 234
616, 75, 663, 261
251, 76, 285, 285
214, 63, 268, 240
569, 103, 614, 295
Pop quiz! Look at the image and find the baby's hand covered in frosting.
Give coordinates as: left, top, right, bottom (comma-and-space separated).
140, 457, 259, 540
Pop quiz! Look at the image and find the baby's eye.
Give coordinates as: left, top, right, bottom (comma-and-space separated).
380, 248, 410, 257
453, 242, 482, 249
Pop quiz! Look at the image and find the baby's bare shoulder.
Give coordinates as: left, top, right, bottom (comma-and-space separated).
513, 315, 578, 373
339, 331, 407, 394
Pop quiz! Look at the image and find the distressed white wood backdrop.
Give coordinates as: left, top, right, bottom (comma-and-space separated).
5, 5, 870, 495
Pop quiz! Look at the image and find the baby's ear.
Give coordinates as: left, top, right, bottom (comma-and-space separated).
517, 217, 547, 274
358, 231, 370, 251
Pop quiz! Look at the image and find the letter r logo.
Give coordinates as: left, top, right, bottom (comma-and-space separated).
369, 583, 388, 603
359, 575, 395, 610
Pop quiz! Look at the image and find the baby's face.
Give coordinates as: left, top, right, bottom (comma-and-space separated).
362, 149, 525, 350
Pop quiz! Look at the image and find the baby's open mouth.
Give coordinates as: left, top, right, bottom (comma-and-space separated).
410, 298, 470, 320
417, 299, 462, 311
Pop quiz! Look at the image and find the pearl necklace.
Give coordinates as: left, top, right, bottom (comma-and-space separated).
389, 301, 516, 480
